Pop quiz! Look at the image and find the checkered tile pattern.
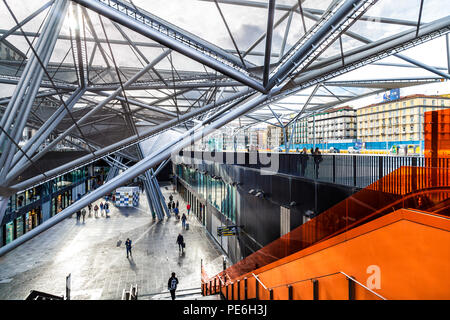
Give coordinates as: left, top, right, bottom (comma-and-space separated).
114, 188, 140, 207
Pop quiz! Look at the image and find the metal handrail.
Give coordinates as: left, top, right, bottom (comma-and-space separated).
252, 273, 268, 291
218, 274, 225, 285
339, 271, 387, 300
259, 271, 387, 300
268, 271, 341, 290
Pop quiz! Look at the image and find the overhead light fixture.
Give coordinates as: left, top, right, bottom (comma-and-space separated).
290, 201, 297, 207
248, 189, 256, 195
255, 191, 264, 198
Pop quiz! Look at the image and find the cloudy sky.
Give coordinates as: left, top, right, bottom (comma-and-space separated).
0, 0, 449, 113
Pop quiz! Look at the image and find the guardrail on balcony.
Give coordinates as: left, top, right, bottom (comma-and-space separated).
175, 151, 449, 190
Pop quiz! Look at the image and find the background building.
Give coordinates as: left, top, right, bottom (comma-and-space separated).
357, 94, 450, 149
307, 106, 357, 144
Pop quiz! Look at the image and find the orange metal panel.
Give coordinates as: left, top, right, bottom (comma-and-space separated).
291, 281, 314, 300
317, 274, 348, 300
202, 108, 449, 299
217, 210, 450, 299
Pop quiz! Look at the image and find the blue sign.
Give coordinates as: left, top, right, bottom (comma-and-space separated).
383, 88, 400, 101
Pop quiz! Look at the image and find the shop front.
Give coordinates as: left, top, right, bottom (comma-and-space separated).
51, 189, 72, 216
25, 208, 41, 232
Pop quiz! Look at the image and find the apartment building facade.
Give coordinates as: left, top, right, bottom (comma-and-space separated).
357, 94, 450, 144
306, 106, 357, 144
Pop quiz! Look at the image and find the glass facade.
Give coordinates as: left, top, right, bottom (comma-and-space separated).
176, 164, 237, 223
2, 164, 107, 247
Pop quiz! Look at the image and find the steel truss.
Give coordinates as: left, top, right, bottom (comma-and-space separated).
0, 0, 449, 255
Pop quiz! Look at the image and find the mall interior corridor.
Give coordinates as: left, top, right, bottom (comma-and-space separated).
0, 183, 224, 300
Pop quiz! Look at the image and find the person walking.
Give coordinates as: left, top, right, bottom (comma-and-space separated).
313, 147, 323, 179
186, 203, 191, 216
94, 204, 99, 218
168, 201, 172, 213
181, 213, 187, 229
76, 210, 81, 222
125, 238, 132, 258
105, 201, 110, 218
173, 206, 179, 219
88, 203, 92, 217
99, 202, 104, 217
81, 208, 86, 223
176, 200, 179, 208
300, 147, 309, 177
176, 233, 184, 252
167, 272, 179, 300
169, 194, 173, 202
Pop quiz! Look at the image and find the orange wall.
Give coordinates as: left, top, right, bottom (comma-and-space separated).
425, 108, 450, 158
220, 210, 450, 300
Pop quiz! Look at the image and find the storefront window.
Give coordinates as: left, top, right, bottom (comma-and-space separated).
16, 216, 24, 238
25, 212, 33, 233
5, 221, 14, 244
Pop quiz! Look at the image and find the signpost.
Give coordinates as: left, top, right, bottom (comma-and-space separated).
217, 225, 242, 237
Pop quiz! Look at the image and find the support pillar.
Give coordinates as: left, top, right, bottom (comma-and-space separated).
0, 0, 70, 180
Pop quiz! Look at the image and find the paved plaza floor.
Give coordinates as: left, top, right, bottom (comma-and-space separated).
0, 182, 224, 300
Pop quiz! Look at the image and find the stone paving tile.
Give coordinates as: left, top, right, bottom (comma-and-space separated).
0, 183, 224, 300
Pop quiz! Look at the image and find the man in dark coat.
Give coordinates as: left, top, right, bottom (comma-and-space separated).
167, 272, 179, 300
299, 147, 309, 177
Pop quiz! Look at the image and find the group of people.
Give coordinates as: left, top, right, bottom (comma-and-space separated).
92, 201, 110, 218
76, 200, 110, 223
167, 194, 191, 230
298, 147, 323, 178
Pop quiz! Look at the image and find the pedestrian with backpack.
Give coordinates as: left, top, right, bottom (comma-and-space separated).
174, 206, 179, 219
94, 204, 99, 218
125, 238, 132, 258
81, 208, 86, 223
99, 202, 104, 217
176, 233, 184, 252
167, 272, 179, 300
88, 203, 92, 217
181, 213, 187, 229
105, 202, 110, 218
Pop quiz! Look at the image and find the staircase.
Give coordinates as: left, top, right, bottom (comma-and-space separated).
141, 287, 221, 300
202, 208, 450, 300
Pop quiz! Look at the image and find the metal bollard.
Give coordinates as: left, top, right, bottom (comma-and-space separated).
313, 279, 319, 300
237, 280, 240, 300
244, 277, 248, 300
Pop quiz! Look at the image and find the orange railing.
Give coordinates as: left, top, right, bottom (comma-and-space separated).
201, 108, 450, 299
201, 166, 449, 298
212, 270, 386, 300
